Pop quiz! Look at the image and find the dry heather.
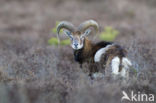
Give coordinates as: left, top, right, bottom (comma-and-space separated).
0, 0, 156, 103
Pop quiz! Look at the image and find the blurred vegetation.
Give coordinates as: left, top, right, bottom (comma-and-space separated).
52, 21, 63, 34
48, 38, 58, 45
48, 21, 70, 46
48, 37, 70, 45
131, 67, 138, 77
0, 0, 156, 103
48, 22, 119, 46
99, 26, 119, 41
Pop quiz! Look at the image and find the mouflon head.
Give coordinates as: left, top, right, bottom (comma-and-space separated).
57, 20, 99, 50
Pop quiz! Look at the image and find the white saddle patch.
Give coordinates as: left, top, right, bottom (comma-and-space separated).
111, 56, 120, 75
94, 44, 114, 62
122, 57, 132, 67
121, 58, 132, 77
111, 56, 132, 77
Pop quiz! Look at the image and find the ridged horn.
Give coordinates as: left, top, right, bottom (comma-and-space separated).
78, 20, 99, 34
57, 21, 75, 42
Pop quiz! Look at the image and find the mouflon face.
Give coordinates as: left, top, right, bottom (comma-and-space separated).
70, 31, 84, 50
63, 30, 91, 50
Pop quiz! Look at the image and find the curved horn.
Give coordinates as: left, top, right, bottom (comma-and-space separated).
57, 21, 75, 42
78, 20, 99, 34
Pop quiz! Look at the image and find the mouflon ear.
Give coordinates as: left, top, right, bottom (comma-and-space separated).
63, 29, 73, 39
80, 29, 91, 38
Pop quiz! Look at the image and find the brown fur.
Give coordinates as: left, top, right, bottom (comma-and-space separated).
73, 37, 128, 77
100, 44, 127, 71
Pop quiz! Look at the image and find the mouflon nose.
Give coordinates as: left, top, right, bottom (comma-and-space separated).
74, 44, 78, 48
